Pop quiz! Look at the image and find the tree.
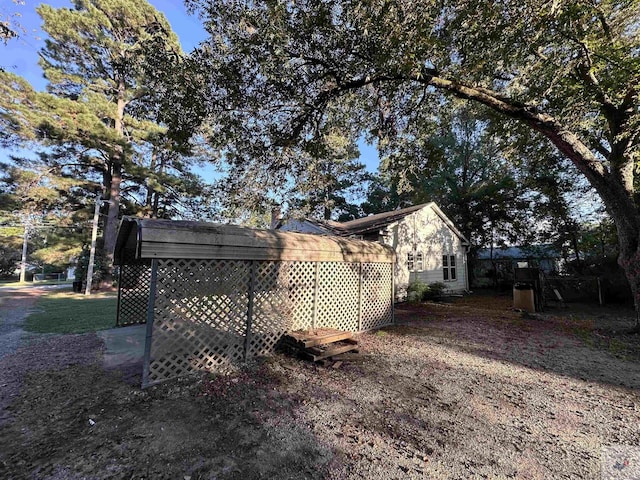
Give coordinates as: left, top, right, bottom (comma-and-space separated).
1, 1, 210, 276
288, 126, 368, 221
188, 0, 640, 324
0, 0, 25, 46
36, 0, 184, 263
0, 159, 92, 279
374, 102, 530, 247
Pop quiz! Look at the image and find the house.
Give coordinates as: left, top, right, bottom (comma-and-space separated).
472, 245, 561, 288
279, 203, 471, 299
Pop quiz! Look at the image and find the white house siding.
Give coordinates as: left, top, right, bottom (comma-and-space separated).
385, 207, 468, 299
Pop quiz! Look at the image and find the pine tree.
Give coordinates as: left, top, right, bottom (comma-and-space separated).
36, 0, 184, 265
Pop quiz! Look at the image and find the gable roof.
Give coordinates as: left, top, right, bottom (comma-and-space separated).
327, 203, 429, 236
284, 203, 470, 245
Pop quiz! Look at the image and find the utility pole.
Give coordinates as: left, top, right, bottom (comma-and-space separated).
19, 222, 29, 283
85, 195, 103, 295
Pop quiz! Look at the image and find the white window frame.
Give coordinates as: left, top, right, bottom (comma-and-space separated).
407, 252, 414, 271
415, 251, 424, 271
443, 254, 457, 282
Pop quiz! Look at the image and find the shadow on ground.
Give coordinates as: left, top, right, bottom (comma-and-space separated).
392, 300, 640, 391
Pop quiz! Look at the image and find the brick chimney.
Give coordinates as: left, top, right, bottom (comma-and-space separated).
270, 206, 283, 230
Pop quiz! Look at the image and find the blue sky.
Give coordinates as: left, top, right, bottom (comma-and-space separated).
0, 0, 381, 181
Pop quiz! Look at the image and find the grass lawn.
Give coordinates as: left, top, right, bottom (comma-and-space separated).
24, 291, 117, 334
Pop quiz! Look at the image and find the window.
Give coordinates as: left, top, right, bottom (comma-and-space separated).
416, 252, 423, 271
443, 254, 457, 282
407, 252, 414, 271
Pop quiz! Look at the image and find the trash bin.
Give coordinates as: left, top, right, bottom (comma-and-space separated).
72, 281, 83, 293
513, 283, 535, 312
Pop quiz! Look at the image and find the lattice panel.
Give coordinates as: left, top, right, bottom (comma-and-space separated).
143, 257, 395, 385
361, 263, 394, 330
287, 261, 316, 331
148, 259, 251, 384
316, 262, 360, 331
117, 263, 152, 326
246, 262, 295, 358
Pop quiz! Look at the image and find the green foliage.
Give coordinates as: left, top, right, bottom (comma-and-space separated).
407, 281, 430, 303
0, 244, 20, 278
407, 281, 447, 302
424, 282, 446, 299
1, 0, 212, 269
188, 0, 639, 250
364, 102, 537, 249
24, 291, 117, 334
74, 243, 110, 286
288, 125, 369, 220
188, 0, 638, 163
0, 160, 91, 276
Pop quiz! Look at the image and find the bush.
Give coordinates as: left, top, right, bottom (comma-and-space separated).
424, 282, 446, 299
407, 281, 430, 303
407, 281, 447, 302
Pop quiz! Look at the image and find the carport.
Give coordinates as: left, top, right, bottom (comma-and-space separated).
114, 218, 395, 386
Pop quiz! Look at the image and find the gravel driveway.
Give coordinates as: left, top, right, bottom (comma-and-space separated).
0, 293, 638, 479
0, 286, 48, 359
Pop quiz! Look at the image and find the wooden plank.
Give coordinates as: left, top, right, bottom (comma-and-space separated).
306, 338, 358, 356
302, 343, 359, 362
298, 331, 354, 348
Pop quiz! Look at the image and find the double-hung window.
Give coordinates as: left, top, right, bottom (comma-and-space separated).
408, 251, 424, 271
442, 254, 457, 281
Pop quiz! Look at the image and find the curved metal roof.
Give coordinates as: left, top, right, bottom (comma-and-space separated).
114, 217, 395, 264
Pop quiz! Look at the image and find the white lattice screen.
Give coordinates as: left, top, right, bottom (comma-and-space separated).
116, 262, 152, 327
316, 262, 361, 331
361, 263, 394, 330
145, 259, 393, 385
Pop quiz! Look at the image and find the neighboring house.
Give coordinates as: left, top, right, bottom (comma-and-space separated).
279, 203, 471, 300
472, 245, 561, 288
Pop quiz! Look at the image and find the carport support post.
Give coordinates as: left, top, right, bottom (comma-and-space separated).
391, 272, 395, 324
115, 265, 123, 326
358, 263, 363, 331
244, 261, 257, 360
142, 259, 159, 388
312, 262, 319, 331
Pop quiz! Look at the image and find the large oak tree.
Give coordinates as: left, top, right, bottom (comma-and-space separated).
188, 0, 640, 321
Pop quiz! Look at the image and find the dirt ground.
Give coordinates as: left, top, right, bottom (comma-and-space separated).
1, 292, 639, 479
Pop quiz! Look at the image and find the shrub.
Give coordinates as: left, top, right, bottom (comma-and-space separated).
407, 281, 429, 303
424, 282, 446, 299
407, 281, 447, 302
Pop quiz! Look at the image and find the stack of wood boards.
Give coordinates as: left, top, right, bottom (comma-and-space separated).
281, 328, 359, 362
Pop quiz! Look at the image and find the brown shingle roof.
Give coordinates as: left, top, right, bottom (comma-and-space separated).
322, 203, 430, 236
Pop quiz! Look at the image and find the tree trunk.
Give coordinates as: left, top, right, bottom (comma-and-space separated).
613, 222, 640, 329
102, 79, 127, 267
151, 151, 165, 218
103, 161, 122, 258
145, 148, 158, 212
419, 74, 640, 325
